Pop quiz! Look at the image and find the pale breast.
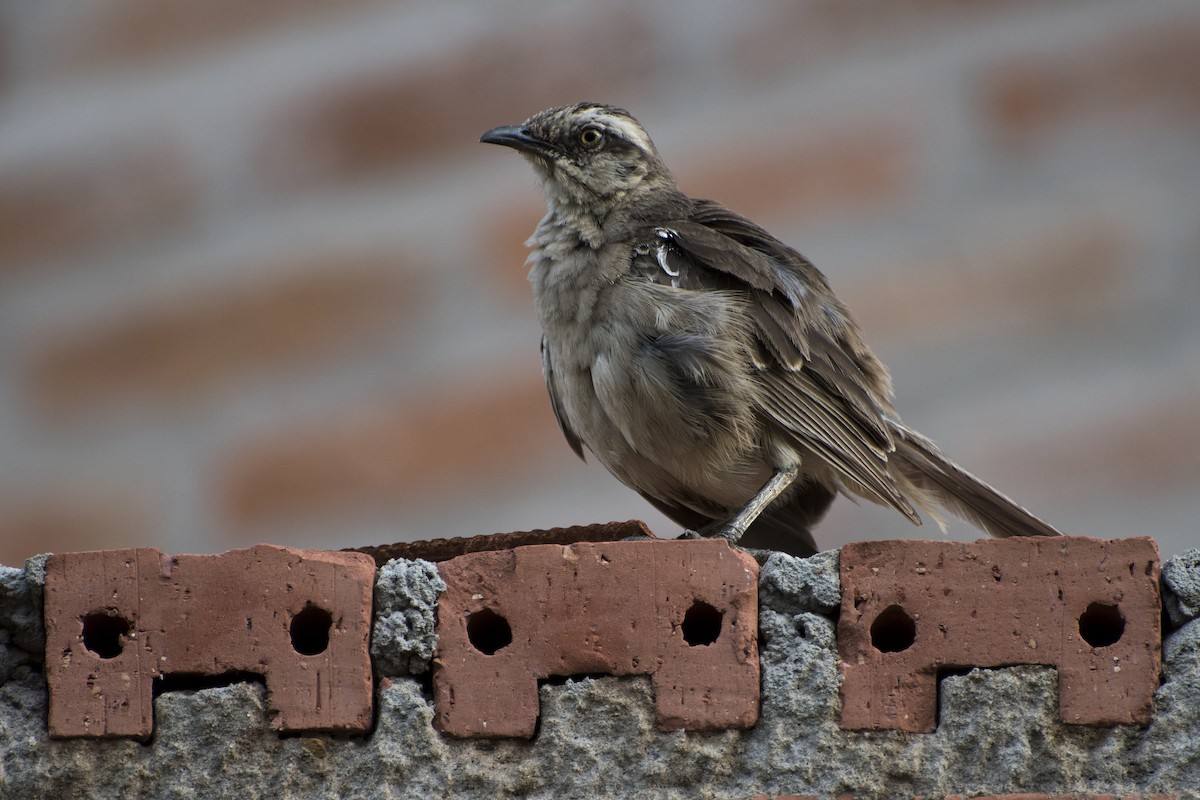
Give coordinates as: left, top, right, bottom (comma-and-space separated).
535, 241, 770, 508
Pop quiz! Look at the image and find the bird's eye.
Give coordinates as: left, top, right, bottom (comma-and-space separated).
579, 126, 604, 148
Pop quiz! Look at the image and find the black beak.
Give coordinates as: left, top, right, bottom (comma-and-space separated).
480, 125, 556, 156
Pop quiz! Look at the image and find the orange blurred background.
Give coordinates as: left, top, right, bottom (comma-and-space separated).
2, 1, 1198, 565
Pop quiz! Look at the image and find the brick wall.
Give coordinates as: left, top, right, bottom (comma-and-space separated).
1, 0, 1198, 565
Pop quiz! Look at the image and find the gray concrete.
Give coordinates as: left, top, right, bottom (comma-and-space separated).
2, 550, 1198, 799
0, 555, 45, 686
1163, 547, 1200, 628
758, 549, 841, 616
370, 558, 445, 677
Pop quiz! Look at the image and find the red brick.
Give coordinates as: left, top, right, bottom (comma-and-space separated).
44, 544, 375, 738
221, 370, 560, 526
0, 143, 193, 273
987, 387, 1200, 495
432, 539, 759, 738
981, 19, 1200, 147
839, 536, 1161, 732
478, 197, 544, 304
58, 0, 370, 70
27, 250, 422, 416
678, 117, 915, 228
731, 0, 1033, 77
261, 14, 656, 186
0, 488, 156, 568
842, 217, 1130, 342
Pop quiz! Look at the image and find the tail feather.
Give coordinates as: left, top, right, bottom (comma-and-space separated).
889, 423, 1062, 539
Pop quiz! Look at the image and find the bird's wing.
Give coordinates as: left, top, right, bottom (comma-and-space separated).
541, 335, 585, 461
634, 200, 919, 522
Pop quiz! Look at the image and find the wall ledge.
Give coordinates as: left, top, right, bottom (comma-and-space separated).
2, 532, 1197, 799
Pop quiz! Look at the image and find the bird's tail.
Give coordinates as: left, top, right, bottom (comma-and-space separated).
889, 423, 1062, 539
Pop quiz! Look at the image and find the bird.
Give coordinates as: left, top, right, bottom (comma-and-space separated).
481, 102, 1062, 557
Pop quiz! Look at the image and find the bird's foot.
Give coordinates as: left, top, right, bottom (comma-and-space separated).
713, 522, 747, 545
692, 526, 772, 562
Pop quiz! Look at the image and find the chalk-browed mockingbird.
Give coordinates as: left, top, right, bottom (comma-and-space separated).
482, 102, 1062, 556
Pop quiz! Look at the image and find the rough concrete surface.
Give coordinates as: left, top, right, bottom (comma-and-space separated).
758, 549, 841, 616
0, 556, 46, 686
2, 548, 1198, 799
1163, 547, 1200, 628
371, 558, 445, 677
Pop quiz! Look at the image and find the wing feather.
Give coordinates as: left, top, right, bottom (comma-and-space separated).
541, 335, 585, 461
639, 200, 919, 520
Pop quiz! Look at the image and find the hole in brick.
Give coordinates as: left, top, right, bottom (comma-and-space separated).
467, 608, 512, 655
290, 604, 333, 656
1079, 602, 1125, 648
81, 611, 130, 659
682, 600, 723, 646
870, 604, 916, 653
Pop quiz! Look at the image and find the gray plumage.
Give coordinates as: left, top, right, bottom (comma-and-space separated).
482, 102, 1062, 556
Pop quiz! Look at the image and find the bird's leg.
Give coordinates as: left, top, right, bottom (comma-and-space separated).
716, 465, 800, 545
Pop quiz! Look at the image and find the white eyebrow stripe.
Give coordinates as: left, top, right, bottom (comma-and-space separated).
582, 110, 654, 154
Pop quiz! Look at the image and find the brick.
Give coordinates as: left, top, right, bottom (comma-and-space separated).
348, 520, 655, 566
0, 143, 193, 273
43, 544, 375, 738
731, 0, 1034, 76
59, 0, 369, 70
980, 19, 1200, 147
27, 251, 421, 415
478, 197, 544, 304
262, 14, 655, 186
678, 117, 914, 228
842, 217, 1129, 342
0, 488, 156, 569
986, 387, 1200, 495
838, 536, 1161, 732
221, 370, 559, 526
432, 539, 759, 738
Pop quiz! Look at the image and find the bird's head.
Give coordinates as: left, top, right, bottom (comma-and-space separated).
481, 103, 675, 226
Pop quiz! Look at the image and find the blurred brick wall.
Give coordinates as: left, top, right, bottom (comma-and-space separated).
1, 0, 1197, 565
